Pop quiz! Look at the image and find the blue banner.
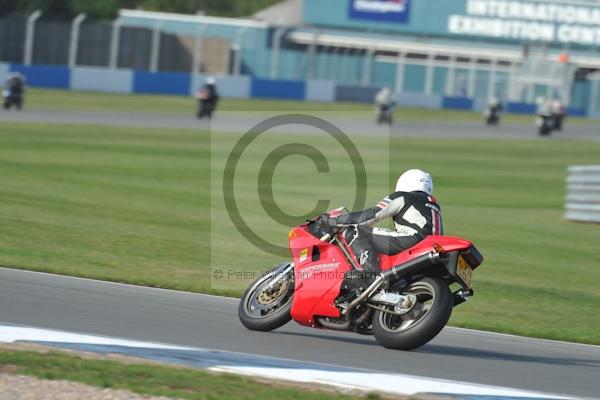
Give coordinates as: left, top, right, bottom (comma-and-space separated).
348, 0, 411, 23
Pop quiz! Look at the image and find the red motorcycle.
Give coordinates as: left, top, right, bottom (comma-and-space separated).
238, 207, 484, 350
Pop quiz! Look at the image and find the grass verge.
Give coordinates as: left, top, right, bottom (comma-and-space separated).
25, 88, 593, 124
0, 121, 599, 344
0, 348, 384, 400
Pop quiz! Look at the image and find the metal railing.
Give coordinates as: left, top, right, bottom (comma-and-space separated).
565, 165, 600, 223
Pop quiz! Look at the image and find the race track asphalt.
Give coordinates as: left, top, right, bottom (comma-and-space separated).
0, 268, 598, 399
1, 108, 599, 140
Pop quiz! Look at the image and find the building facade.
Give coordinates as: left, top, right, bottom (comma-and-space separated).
1, 0, 599, 115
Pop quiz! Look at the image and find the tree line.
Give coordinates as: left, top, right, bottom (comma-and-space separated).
0, 0, 280, 19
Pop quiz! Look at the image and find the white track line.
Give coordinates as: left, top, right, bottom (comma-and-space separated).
0, 324, 192, 350
0, 324, 576, 399
209, 366, 573, 399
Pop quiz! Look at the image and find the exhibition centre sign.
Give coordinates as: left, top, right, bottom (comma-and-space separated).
449, 0, 600, 45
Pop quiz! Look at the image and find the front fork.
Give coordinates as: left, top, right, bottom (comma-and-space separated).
270, 262, 294, 286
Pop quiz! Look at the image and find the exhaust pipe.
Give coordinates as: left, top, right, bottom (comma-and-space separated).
316, 317, 351, 330
338, 251, 441, 319
381, 251, 441, 281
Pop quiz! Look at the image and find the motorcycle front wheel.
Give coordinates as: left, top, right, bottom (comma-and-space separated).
238, 262, 294, 331
372, 277, 452, 350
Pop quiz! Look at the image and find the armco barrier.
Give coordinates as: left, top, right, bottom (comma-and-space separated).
566, 108, 587, 117
190, 74, 251, 99
306, 80, 335, 103
71, 67, 133, 93
565, 165, 600, 223
250, 78, 305, 100
10, 64, 70, 89
335, 85, 379, 103
214, 76, 251, 99
396, 93, 441, 109
0, 63, 9, 83
441, 96, 473, 110
3, 62, 600, 118
133, 71, 191, 95
505, 102, 537, 114
472, 98, 486, 112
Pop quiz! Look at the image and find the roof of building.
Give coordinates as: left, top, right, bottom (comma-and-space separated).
287, 27, 600, 68
252, 0, 303, 26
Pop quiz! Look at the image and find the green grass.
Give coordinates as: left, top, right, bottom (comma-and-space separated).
26, 88, 592, 124
0, 121, 599, 344
0, 349, 377, 400
27, 88, 371, 114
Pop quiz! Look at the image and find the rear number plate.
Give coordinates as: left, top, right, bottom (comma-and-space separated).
457, 255, 473, 287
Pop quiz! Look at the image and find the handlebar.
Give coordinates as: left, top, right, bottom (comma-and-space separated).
319, 233, 332, 242
319, 226, 347, 242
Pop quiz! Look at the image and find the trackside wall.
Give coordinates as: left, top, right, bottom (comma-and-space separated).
0, 61, 591, 116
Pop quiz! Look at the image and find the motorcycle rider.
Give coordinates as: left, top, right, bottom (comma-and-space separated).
3, 72, 25, 110
551, 99, 565, 131
374, 86, 395, 125
196, 76, 219, 119
536, 96, 553, 136
484, 96, 502, 126
322, 169, 442, 285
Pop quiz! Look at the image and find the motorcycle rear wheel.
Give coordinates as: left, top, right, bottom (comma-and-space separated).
238, 263, 294, 331
372, 277, 452, 350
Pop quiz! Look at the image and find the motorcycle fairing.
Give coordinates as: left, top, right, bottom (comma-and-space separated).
380, 236, 473, 270
289, 226, 349, 326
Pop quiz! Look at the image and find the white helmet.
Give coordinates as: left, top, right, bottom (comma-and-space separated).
205, 77, 216, 85
395, 169, 433, 195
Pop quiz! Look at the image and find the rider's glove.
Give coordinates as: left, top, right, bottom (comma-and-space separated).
317, 215, 338, 235
324, 216, 338, 227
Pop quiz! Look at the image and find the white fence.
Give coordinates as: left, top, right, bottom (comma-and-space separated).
565, 165, 600, 223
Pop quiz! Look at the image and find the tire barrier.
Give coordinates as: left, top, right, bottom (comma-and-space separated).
565, 165, 600, 223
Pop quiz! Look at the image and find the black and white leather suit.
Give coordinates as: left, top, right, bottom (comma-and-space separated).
329, 191, 443, 281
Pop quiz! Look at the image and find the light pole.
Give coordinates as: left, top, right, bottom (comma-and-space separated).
149, 21, 163, 73
270, 26, 286, 79
24, 10, 42, 65
232, 26, 248, 76
109, 18, 122, 69
68, 13, 86, 68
